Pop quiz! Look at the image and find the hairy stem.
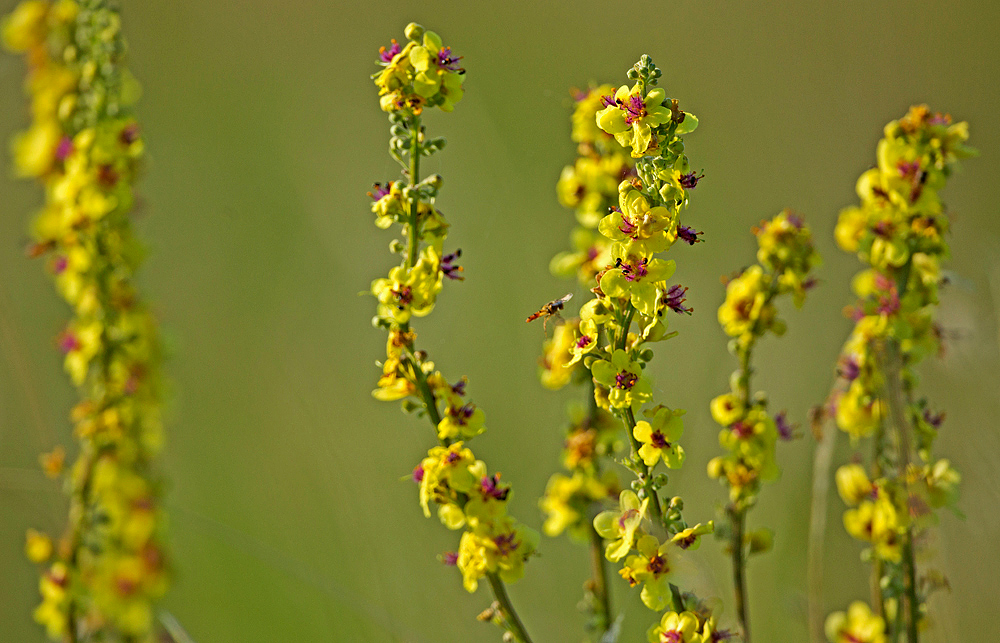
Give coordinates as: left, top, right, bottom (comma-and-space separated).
728, 505, 751, 643
487, 572, 534, 643
588, 522, 612, 634
881, 339, 919, 643
585, 378, 613, 635
405, 113, 422, 271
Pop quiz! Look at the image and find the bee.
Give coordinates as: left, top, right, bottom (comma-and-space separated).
525, 293, 573, 331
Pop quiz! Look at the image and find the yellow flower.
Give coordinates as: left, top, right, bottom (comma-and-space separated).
825, 601, 886, 643
593, 489, 649, 561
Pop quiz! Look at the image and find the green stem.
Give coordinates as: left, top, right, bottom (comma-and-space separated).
584, 378, 613, 635
870, 411, 886, 621
405, 113, 422, 271
616, 304, 636, 351
728, 505, 751, 643
881, 339, 919, 643
487, 572, 534, 643
588, 522, 612, 635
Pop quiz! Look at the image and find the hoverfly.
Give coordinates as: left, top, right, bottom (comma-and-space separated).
525, 293, 573, 331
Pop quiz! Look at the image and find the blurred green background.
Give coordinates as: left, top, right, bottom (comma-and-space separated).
2, 1, 999, 641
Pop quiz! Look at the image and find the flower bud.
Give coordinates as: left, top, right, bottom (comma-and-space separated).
404, 22, 424, 41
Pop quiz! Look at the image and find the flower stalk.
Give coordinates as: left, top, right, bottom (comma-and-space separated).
369, 23, 535, 642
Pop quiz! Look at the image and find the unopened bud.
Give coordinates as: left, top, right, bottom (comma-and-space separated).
404, 22, 424, 41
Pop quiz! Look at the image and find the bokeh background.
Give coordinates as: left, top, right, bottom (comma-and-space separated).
2, 1, 999, 641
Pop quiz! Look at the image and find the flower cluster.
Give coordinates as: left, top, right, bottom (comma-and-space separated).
538, 55, 718, 639
709, 211, 819, 503
373, 22, 464, 114
5, 1, 169, 640
367, 24, 535, 642
708, 211, 818, 641
824, 106, 973, 642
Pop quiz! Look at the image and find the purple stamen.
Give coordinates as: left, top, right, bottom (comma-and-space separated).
379, 39, 401, 63
923, 408, 945, 429
576, 335, 593, 349
445, 451, 462, 465
662, 631, 682, 643
650, 430, 669, 449
623, 94, 647, 125
617, 256, 649, 282
412, 465, 424, 483
59, 332, 79, 354
615, 371, 638, 390
618, 213, 638, 236
600, 94, 617, 108
897, 160, 921, 179
731, 420, 754, 439
436, 46, 463, 72
481, 474, 510, 501
493, 532, 519, 555
119, 124, 140, 146
368, 181, 392, 200
775, 411, 794, 441
53, 255, 69, 274
55, 137, 74, 161
441, 249, 464, 280
678, 225, 704, 245
662, 284, 693, 315
391, 285, 413, 308
873, 220, 894, 238
449, 403, 475, 424
838, 356, 860, 381
451, 379, 467, 396
442, 551, 459, 566
679, 171, 704, 189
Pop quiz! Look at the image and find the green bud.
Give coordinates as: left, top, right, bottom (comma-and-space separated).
639, 348, 654, 362
389, 239, 405, 254
627, 68, 639, 80
404, 22, 424, 41
425, 174, 443, 190
400, 399, 421, 414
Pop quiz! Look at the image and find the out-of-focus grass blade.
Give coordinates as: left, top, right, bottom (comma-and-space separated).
159, 611, 196, 643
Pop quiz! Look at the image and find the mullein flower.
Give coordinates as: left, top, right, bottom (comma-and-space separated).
593, 489, 649, 561
622, 534, 679, 610
646, 610, 701, 643
598, 186, 677, 256
596, 84, 675, 158
633, 406, 685, 468
825, 602, 887, 643
591, 349, 653, 410
600, 251, 676, 317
